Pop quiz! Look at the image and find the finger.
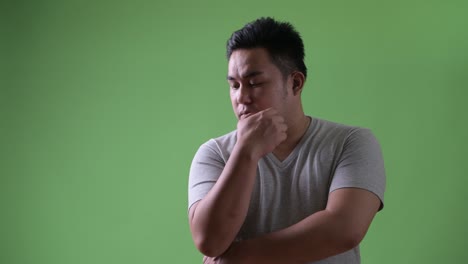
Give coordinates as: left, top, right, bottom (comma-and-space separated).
271, 114, 285, 123
258, 107, 277, 116
203, 256, 214, 264
279, 132, 288, 142
279, 123, 288, 132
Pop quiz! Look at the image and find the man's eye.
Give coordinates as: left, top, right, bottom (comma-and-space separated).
230, 83, 240, 89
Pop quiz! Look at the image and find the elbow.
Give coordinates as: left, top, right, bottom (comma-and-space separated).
340, 229, 366, 251
193, 233, 229, 257
189, 204, 239, 257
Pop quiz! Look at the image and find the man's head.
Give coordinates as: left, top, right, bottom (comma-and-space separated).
226, 17, 307, 80
226, 17, 307, 122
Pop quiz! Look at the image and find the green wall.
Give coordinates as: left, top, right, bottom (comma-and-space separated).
2, 0, 467, 263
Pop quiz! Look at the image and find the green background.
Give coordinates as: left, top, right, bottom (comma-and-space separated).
2, 0, 467, 263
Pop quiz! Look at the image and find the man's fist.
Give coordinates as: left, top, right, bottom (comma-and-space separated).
236, 108, 287, 160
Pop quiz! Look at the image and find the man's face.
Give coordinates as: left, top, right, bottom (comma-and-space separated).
227, 48, 293, 120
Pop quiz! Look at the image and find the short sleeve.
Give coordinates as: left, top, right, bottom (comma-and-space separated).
188, 140, 226, 211
330, 128, 386, 210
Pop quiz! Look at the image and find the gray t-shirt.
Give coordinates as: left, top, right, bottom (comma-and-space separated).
188, 117, 386, 264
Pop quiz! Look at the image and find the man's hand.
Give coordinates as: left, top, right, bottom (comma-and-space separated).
236, 108, 287, 159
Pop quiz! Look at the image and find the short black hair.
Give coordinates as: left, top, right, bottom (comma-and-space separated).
226, 17, 307, 79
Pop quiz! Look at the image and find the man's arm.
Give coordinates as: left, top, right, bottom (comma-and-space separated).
209, 188, 381, 264
189, 108, 287, 257
189, 144, 259, 257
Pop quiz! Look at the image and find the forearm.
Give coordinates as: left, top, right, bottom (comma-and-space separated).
240, 210, 357, 263
190, 143, 259, 257
230, 189, 380, 264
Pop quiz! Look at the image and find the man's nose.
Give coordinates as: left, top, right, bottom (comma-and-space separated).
237, 86, 252, 104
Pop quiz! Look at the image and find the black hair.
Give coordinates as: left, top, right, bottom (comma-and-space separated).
226, 17, 307, 79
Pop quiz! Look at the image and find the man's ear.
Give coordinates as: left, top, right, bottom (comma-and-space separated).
291, 72, 305, 95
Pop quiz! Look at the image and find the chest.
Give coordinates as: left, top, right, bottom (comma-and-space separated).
237, 151, 338, 239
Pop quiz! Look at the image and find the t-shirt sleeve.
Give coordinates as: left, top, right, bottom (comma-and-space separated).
188, 140, 225, 211
330, 128, 386, 210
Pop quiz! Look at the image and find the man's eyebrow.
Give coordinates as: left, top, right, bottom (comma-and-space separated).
227, 71, 264, 80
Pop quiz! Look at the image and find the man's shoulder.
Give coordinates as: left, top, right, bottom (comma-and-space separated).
213, 129, 237, 142
312, 116, 361, 130
311, 116, 366, 135
308, 116, 376, 146
198, 130, 237, 155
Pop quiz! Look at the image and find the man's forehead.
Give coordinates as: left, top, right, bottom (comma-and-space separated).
228, 49, 271, 79
227, 70, 264, 81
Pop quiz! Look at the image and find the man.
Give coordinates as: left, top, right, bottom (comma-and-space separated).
188, 17, 386, 264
